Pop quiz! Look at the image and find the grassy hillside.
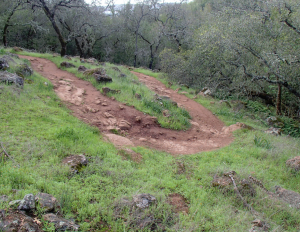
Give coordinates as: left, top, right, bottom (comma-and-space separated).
1, 49, 300, 231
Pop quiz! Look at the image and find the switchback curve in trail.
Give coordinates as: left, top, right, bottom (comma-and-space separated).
19, 55, 233, 155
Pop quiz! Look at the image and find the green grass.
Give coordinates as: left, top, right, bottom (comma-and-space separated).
1, 49, 300, 231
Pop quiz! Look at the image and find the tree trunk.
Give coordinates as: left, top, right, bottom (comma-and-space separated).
3, 3, 21, 47
149, 45, 153, 69
40, 0, 67, 57
134, 32, 138, 67
276, 81, 282, 115
75, 38, 84, 58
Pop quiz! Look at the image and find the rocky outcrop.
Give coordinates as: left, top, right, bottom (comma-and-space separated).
95, 74, 112, 83
0, 71, 24, 87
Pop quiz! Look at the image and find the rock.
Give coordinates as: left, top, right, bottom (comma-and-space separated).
62, 154, 88, 172
80, 58, 85, 63
103, 112, 114, 118
52, 53, 60, 57
13, 47, 23, 52
17, 64, 33, 77
161, 95, 170, 100
95, 100, 101, 105
0, 71, 23, 87
266, 116, 284, 127
0, 195, 8, 202
95, 74, 112, 83
286, 156, 300, 172
119, 73, 127, 78
203, 89, 212, 96
8, 200, 21, 208
18, 194, 35, 211
162, 110, 170, 117
135, 116, 141, 123
102, 102, 108, 106
105, 134, 134, 147
107, 126, 121, 133
0, 58, 9, 70
35, 193, 60, 213
112, 67, 121, 72
222, 122, 253, 134
150, 116, 158, 124
86, 58, 97, 64
102, 87, 120, 95
60, 62, 75, 68
63, 55, 72, 60
118, 120, 131, 130
179, 91, 188, 94
0, 210, 42, 232
78, 65, 87, 72
275, 186, 300, 209
43, 213, 79, 231
265, 127, 281, 136
119, 105, 124, 110
133, 194, 156, 209
135, 93, 141, 99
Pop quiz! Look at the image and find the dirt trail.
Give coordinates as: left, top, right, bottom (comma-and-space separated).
19, 55, 233, 155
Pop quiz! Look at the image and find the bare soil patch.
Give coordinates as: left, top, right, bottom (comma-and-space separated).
19, 55, 233, 155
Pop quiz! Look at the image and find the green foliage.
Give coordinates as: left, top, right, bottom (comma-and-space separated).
254, 135, 271, 149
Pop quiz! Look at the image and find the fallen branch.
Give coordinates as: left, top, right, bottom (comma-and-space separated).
229, 174, 258, 215
0, 142, 20, 168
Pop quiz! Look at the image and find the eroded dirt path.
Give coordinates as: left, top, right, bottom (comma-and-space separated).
20, 55, 233, 155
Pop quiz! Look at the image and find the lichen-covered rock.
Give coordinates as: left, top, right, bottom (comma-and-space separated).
18, 194, 35, 211
275, 186, 300, 209
35, 193, 60, 213
0, 58, 9, 70
62, 154, 88, 172
133, 194, 156, 209
8, 200, 21, 208
286, 156, 300, 172
0, 209, 42, 232
43, 213, 79, 231
0, 71, 23, 87
60, 62, 75, 68
16, 64, 33, 77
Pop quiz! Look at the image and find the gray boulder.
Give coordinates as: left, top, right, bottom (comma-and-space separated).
8, 200, 21, 208
0, 71, 24, 87
35, 193, 60, 213
43, 213, 79, 231
18, 194, 35, 211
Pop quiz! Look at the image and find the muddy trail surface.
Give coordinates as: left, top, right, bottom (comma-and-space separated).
20, 55, 233, 155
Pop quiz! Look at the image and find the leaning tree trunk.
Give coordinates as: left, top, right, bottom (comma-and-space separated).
3, 3, 21, 47
40, 0, 67, 56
